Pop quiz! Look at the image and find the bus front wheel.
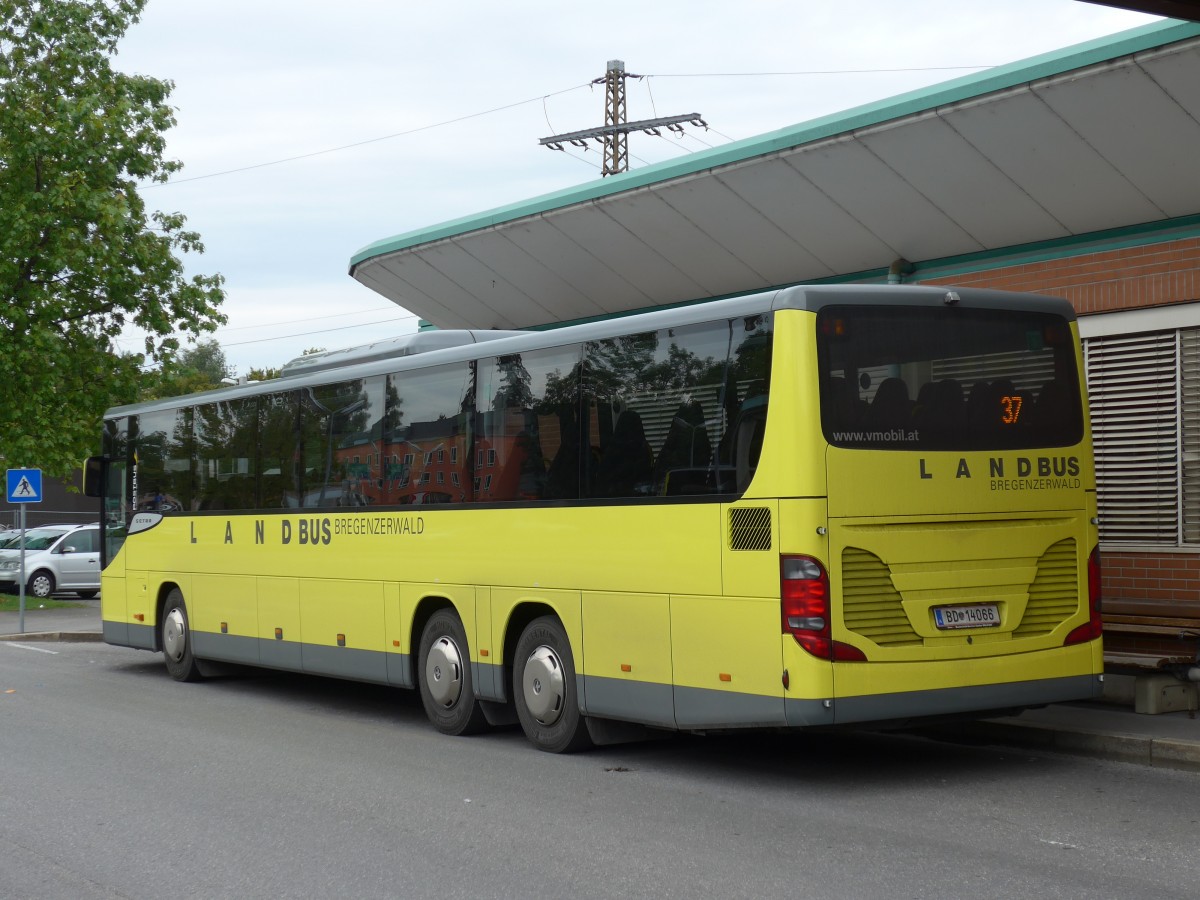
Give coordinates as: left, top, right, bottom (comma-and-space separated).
417, 608, 489, 736
513, 616, 592, 753
161, 589, 202, 682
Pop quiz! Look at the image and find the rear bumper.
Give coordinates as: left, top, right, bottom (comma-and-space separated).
828, 672, 1102, 725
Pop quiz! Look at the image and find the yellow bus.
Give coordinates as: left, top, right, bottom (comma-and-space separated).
87, 284, 1103, 752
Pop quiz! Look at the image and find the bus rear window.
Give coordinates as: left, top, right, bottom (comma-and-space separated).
817, 305, 1083, 450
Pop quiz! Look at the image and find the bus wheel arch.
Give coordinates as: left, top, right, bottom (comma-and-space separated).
416, 605, 488, 736
512, 614, 592, 753
159, 585, 202, 682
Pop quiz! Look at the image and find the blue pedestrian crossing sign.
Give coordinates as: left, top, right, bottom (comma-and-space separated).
6, 468, 43, 503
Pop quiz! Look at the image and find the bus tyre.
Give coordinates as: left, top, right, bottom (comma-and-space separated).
417, 608, 489, 736
161, 589, 202, 683
27, 570, 55, 598
513, 616, 593, 753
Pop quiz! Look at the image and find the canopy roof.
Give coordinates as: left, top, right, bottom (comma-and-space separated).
349, 19, 1200, 330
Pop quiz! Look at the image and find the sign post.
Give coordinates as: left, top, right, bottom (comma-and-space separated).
6, 468, 43, 634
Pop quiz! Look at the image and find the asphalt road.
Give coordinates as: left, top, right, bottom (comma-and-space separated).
2, 642, 1198, 900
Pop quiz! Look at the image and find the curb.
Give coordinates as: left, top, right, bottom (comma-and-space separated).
937, 718, 1200, 773
0, 632, 104, 643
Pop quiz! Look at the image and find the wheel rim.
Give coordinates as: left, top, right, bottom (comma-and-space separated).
30, 575, 52, 598
163, 608, 187, 662
425, 635, 464, 708
522, 644, 565, 725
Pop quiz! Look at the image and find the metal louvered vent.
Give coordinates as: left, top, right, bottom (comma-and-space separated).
1181, 329, 1200, 544
841, 547, 921, 646
729, 507, 771, 551
1013, 538, 1079, 637
1085, 331, 1179, 543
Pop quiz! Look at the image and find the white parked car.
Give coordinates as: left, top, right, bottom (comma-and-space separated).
0, 524, 101, 599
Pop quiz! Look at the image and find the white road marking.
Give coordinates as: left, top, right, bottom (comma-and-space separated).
4, 643, 59, 655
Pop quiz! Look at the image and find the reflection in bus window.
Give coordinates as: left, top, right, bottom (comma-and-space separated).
477, 345, 583, 502
135, 407, 193, 512
582, 316, 771, 499
195, 399, 256, 510
385, 363, 473, 505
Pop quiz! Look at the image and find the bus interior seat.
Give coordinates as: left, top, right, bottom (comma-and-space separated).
732, 391, 768, 492
653, 401, 712, 490
914, 378, 964, 435
967, 380, 999, 432
1034, 379, 1071, 424
544, 406, 582, 500
868, 377, 912, 429
825, 376, 861, 430
594, 409, 653, 497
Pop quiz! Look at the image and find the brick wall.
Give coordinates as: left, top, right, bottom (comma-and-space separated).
922, 235, 1200, 314
1102, 551, 1200, 616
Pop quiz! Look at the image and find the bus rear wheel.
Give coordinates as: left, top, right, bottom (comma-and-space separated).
417, 608, 488, 736
161, 589, 202, 682
513, 616, 592, 753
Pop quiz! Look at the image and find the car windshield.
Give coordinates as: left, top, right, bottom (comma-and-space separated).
3, 529, 66, 551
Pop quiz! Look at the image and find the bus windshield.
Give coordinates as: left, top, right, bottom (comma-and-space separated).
818, 305, 1083, 450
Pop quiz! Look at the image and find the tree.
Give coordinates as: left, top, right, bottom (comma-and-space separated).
0, 0, 225, 476
139, 338, 231, 400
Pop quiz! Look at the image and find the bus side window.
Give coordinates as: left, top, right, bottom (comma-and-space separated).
733, 394, 767, 492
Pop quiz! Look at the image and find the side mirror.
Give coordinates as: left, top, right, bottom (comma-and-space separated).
62, 545, 77, 554
83, 456, 105, 498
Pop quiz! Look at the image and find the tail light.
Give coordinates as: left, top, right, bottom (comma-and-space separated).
1065, 546, 1103, 645
781, 555, 866, 662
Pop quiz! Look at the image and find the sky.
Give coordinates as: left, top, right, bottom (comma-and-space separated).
112, 0, 1162, 377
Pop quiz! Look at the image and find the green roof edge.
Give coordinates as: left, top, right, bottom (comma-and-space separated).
349, 18, 1200, 271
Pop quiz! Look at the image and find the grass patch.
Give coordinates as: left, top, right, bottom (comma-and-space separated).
0, 594, 84, 612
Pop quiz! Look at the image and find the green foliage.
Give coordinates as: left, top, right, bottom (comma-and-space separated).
245, 365, 281, 382
139, 338, 232, 400
0, 0, 225, 476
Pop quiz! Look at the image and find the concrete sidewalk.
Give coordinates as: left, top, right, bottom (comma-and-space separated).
928, 698, 1200, 773
4, 600, 1198, 771
0, 598, 103, 642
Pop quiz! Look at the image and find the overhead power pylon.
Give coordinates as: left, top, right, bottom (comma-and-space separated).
539, 59, 707, 176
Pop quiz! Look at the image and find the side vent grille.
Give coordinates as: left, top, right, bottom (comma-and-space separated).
1014, 538, 1079, 636
841, 547, 921, 646
729, 507, 772, 551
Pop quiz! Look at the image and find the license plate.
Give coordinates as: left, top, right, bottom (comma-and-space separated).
933, 604, 1000, 630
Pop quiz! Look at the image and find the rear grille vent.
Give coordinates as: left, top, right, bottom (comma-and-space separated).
729, 507, 772, 551
841, 547, 921, 646
1013, 538, 1079, 636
